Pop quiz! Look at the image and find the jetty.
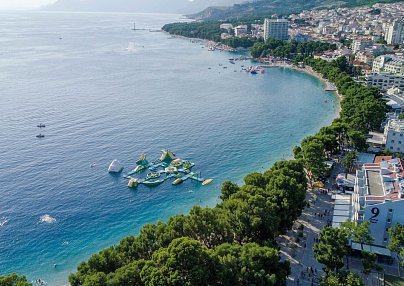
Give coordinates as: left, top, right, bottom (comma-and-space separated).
132, 22, 162, 32
123, 150, 210, 188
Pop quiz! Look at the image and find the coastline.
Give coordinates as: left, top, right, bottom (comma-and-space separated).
260, 62, 342, 113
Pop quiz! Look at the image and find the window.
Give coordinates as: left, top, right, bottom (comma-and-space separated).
392, 140, 395, 143
391, 146, 394, 149
384, 237, 388, 242
400, 134, 403, 137
400, 141, 402, 144
388, 218, 391, 223
393, 133, 396, 136
386, 228, 389, 232
389, 209, 393, 213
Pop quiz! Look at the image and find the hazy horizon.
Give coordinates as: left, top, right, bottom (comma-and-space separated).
0, 0, 57, 10
0, 0, 245, 13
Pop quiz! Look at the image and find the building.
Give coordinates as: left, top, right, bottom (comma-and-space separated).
263, 19, 289, 41
385, 19, 404, 45
372, 55, 404, 74
352, 157, 404, 249
384, 120, 404, 152
365, 73, 404, 91
351, 39, 373, 53
234, 25, 248, 37
367, 119, 404, 152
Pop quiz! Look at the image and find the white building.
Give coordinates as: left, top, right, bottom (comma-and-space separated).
263, 19, 289, 41
352, 157, 404, 250
372, 55, 404, 74
367, 120, 404, 152
234, 25, 248, 37
220, 23, 233, 30
365, 73, 404, 91
385, 19, 404, 45
352, 39, 373, 53
384, 120, 404, 153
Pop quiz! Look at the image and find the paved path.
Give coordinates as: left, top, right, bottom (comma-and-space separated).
277, 189, 333, 286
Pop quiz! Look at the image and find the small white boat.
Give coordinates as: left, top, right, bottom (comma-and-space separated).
108, 159, 123, 173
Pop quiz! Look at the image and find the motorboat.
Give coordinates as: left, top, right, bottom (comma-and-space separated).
108, 159, 123, 173
36, 134, 45, 138
37, 124, 45, 128
202, 178, 213, 186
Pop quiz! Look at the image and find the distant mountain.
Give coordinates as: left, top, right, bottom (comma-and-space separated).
42, 0, 247, 14
188, 0, 404, 20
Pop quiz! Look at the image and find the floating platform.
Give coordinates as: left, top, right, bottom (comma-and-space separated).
123, 150, 208, 188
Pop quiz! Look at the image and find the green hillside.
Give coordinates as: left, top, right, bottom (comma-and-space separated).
188, 0, 403, 20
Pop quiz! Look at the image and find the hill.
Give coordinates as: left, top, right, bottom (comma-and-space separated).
188, 0, 404, 20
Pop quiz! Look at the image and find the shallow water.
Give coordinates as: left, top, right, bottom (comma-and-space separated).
0, 11, 338, 285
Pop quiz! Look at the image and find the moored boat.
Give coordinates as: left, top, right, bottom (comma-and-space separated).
36, 134, 45, 138
202, 178, 213, 186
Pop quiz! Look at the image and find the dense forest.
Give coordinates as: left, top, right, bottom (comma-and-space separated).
250, 38, 337, 60
162, 22, 223, 42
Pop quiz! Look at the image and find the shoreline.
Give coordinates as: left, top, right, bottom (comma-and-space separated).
260, 62, 342, 112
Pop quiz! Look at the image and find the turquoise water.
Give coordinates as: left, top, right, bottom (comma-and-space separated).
0, 12, 338, 285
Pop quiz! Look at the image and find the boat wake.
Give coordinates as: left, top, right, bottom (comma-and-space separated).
39, 214, 56, 224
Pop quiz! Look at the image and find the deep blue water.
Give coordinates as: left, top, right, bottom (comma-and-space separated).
0, 12, 338, 285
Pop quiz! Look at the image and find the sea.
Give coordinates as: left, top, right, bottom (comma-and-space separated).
0, 12, 338, 285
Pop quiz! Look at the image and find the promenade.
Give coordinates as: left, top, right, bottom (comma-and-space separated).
278, 161, 403, 285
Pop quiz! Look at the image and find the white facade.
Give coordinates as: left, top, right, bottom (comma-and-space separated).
365, 73, 404, 91
234, 25, 248, 37
264, 19, 289, 41
385, 19, 404, 45
351, 39, 372, 53
372, 55, 404, 74
384, 120, 404, 153
352, 158, 404, 248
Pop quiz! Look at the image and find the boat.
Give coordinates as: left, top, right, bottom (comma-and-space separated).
146, 172, 160, 180
250, 70, 258, 75
108, 159, 123, 173
172, 178, 183, 185
37, 124, 45, 128
136, 154, 149, 166
202, 179, 213, 186
36, 134, 45, 138
142, 179, 164, 187
127, 178, 139, 188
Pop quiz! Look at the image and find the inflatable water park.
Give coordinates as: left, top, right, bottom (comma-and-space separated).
108, 149, 213, 188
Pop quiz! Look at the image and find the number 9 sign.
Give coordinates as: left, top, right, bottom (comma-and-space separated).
370, 207, 380, 223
